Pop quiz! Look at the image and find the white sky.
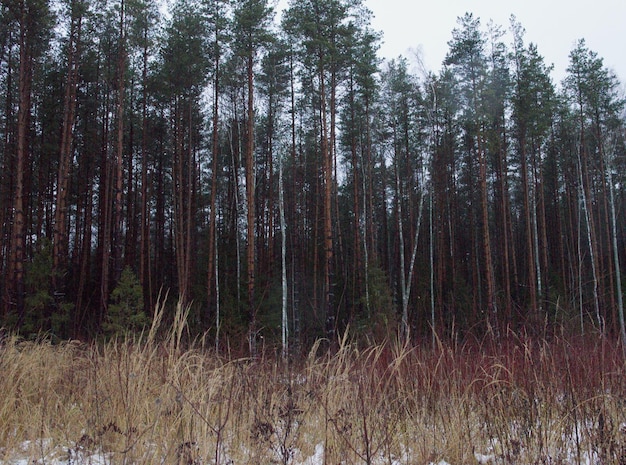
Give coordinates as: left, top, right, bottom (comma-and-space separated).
365, 0, 626, 85
276, 0, 625, 86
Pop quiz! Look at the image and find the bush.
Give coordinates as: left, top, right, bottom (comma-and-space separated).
103, 266, 148, 337
5, 238, 71, 339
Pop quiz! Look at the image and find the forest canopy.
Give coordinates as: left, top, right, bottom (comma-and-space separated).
0, 0, 625, 350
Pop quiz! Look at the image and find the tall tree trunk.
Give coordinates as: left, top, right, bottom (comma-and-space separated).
330, 66, 344, 321
264, 93, 275, 280
530, 139, 545, 315
279, 154, 288, 358
207, 47, 220, 323
577, 133, 602, 330
185, 101, 195, 304
10, 0, 33, 324
395, 157, 407, 337
113, 0, 126, 282
288, 49, 301, 343
99, 110, 113, 325
596, 123, 615, 329
139, 27, 152, 312
124, 84, 136, 268
53, 7, 81, 291
478, 128, 496, 332
1, 35, 15, 317
320, 59, 334, 339
232, 121, 242, 314
245, 52, 256, 353
495, 115, 512, 323
348, 75, 362, 319
520, 135, 538, 316
605, 138, 625, 350
74, 170, 93, 336
153, 108, 166, 297
73, 75, 97, 333
397, 168, 425, 341
535, 150, 550, 318
364, 95, 377, 267
173, 97, 190, 304
214, 221, 220, 351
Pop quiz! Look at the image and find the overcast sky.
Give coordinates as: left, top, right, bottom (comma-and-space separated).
364, 0, 626, 86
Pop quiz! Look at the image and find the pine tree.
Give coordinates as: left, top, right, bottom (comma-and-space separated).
232, 0, 274, 352
510, 18, 555, 320
282, 0, 351, 339
160, 0, 210, 306
564, 39, 625, 332
379, 57, 423, 338
5, 0, 53, 325
445, 13, 496, 329
205, 0, 230, 338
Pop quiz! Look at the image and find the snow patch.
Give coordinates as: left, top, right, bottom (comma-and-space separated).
301, 442, 324, 465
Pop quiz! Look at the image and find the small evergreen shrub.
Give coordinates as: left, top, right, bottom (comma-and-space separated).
103, 266, 148, 337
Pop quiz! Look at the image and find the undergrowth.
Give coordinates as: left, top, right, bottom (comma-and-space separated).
0, 306, 625, 464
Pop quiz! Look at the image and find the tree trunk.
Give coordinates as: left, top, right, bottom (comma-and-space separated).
185, 102, 196, 304
139, 27, 152, 312
520, 135, 538, 315
113, 0, 126, 282
245, 52, 256, 353
605, 139, 625, 350
0, 38, 14, 318
99, 103, 113, 324
10, 0, 33, 324
53, 8, 81, 291
478, 128, 496, 331
207, 46, 220, 323
173, 97, 192, 305
320, 59, 334, 339
279, 154, 288, 358
578, 136, 601, 330
348, 75, 362, 319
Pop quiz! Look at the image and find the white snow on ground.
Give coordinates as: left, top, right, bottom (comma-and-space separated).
301, 443, 324, 465
473, 451, 496, 464
0, 432, 614, 465
2, 440, 400, 465
0, 439, 112, 465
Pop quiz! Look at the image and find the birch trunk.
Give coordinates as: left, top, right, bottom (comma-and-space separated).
245, 52, 256, 354
279, 155, 288, 358
605, 139, 625, 350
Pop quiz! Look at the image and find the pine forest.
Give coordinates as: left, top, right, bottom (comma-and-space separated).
1, 0, 626, 351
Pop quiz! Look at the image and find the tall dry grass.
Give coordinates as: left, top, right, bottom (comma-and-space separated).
0, 311, 625, 464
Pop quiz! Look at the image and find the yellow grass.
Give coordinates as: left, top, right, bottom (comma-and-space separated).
0, 311, 625, 464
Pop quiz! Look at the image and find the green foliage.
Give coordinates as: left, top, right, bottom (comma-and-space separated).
24, 239, 55, 318
232, 0, 274, 55
256, 279, 285, 342
362, 265, 393, 315
103, 267, 148, 337
160, 0, 211, 96
1, 238, 73, 339
1, 0, 625, 347
353, 265, 395, 341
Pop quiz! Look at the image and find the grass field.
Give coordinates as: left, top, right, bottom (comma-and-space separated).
1, 311, 625, 464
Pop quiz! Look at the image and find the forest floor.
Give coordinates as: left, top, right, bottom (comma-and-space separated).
1, 317, 625, 464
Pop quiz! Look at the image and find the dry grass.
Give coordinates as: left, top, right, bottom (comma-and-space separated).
0, 312, 625, 464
